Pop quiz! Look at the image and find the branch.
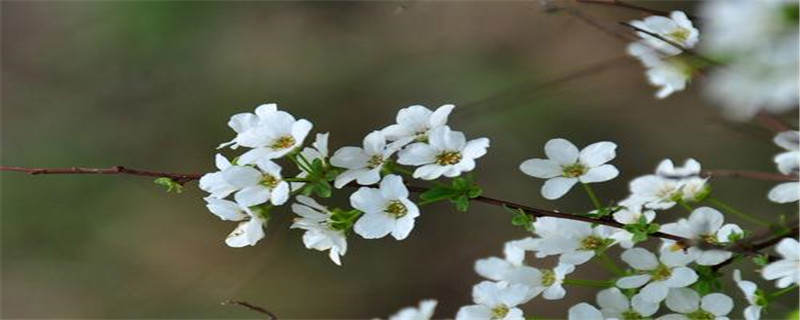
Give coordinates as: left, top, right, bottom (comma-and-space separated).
0, 165, 202, 185
703, 170, 799, 182
575, 0, 699, 20
221, 300, 278, 320
713, 221, 800, 271
618, 22, 721, 67
756, 111, 795, 133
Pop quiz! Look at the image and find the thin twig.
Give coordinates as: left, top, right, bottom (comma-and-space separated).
703, 170, 799, 182
0, 165, 202, 185
618, 22, 721, 67
756, 111, 795, 133
221, 300, 278, 320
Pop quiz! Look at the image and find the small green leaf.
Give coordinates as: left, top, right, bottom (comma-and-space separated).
693, 266, 722, 295
154, 177, 184, 193
753, 254, 770, 266
504, 205, 536, 232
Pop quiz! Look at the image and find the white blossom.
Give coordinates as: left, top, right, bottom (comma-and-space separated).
610, 200, 657, 248
520, 138, 618, 200
330, 131, 401, 188
382, 104, 455, 143
455, 281, 530, 320
660, 207, 743, 266
629, 11, 699, 56
351, 175, 420, 240
290, 196, 347, 265
199, 154, 238, 199
226, 104, 313, 164
388, 300, 437, 320
627, 42, 692, 99
628, 159, 709, 209
219, 159, 291, 207
567, 288, 659, 320
204, 198, 268, 247
762, 238, 800, 288
733, 270, 764, 320
397, 126, 490, 180
769, 131, 800, 203
661, 288, 733, 320
529, 217, 617, 265
616, 247, 698, 303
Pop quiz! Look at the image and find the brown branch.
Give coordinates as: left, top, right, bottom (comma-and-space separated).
756, 111, 794, 133
575, 0, 699, 20
713, 221, 799, 271
0, 165, 202, 185
703, 170, 799, 182
221, 300, 278, 320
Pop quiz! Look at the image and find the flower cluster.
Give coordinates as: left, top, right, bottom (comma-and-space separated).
199, 103, 490, 266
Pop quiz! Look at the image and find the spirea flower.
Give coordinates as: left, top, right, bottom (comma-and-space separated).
397, 126, 490, 180
199, 154, 239, 199
629, 11, 699, 55
627, 42, 692, 99
520, 138, 619, 200
388, 300, 437, 320
221, 159, 291, 207
382, 104, 455, 143
351, 174, 420, 240
455, 281, 530, 320
628, 159, 708, 209
769, 131, 799, 203
567, 287, 659, 320
761, 238, 800, 288
616, 247, 698, 303
610, 202, 657, 248
330, 131, 401, 188
205, 198, 268, 247
528, 217, 617, 265
290, 196, 347, 265
225, 103, 313, 164
660, 207, 743, 266
733, 270, 765, 320
662, 288, 734, 320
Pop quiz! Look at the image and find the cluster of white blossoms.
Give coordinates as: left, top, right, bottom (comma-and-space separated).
199, 103, 489, 266
626, 3, 798, 121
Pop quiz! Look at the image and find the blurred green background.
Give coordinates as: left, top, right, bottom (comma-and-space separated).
2, 1, 797, 318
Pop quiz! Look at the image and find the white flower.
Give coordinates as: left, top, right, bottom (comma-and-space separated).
657, 158, 702, 178
616, 247, 698, 303
199, 154, 238, 199
567, 288, 659, 320
219, 159, 291, 207
475, 240, 534, 282
610, 200, 658, 248
397, 126, 490, 180
661, 288, 733, 320
217, 103, 275, 149
351, 175, 420, 240
627, 42, 692, 99
290, 196, 347, 266
228, 104, 313, 164
628, 158, 709, 209
455, 281, 530, 320
382, 104, 455, 143
529, 217, 616, 265
733, 270, 764, 320
629, 11, 699, 56
389, 300, 437, 320
330, 131, 401, 188
660, 207, 743, 266
204, 198, 267, 247
769, 131, 800, 203
762, 238, 800, 288
700, 0, 797, 55
520, 138, 618, 200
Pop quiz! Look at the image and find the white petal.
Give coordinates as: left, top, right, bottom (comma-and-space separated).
455, 305, 491, 320
632, 294, 660, 316
380, 174, 409, 199
622, 248, 659, 270
701, 293, 733, 316
768, 182, 800, 203
541, 177, 578, 199
429, 126, 466, 150
568, 303, 604, 320
391, 216, 416, 240
413, 164, 448, 180
579, 164, 620, 183
270, 182, 290, 205
639, 282, 670, 303
542, 284, 566, 300
225, 218, 265, 247
663, 266, 698, 288
234, 186, 271, 207
222, 166, 262, 188
519, 159, 562, 179
559, 250, 595, 265
363, 131, 386, 155
579, 141, 617, 167
334, 169, 368, 189
694, 250, 732, 266
330, 147, 369, 169
596, 287, 629, 312
353, 212, 395, 239
665, 288, 699, 313
545, 138, 580, 165
205, 198, 247, 221
475, 257, 513, 281
397, 143, 437, 166
462, 138, 490, 159
616, 275, 652, 289
429, 104, 455, 127
237, 147, 274, 164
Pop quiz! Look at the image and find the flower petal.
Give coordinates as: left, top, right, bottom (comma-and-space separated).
520, 159, 562, 179
579, 164, 619, 183
622, 248, 659, 270
353, 212, 395, 239
545, 138, 580, 165
541, 177, 578, 200
579, 141, 617, 167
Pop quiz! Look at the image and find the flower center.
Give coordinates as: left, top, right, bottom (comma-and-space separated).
367, 154, 384, 169
270, 136, 296, 150
667, 28, 691, 43
385, 200, 408, 218
579, 235, 606, 251
622, 310, 644, 320
651, 264, 672, 281
700, 234, 720, 245
260, 174, 281, 189
490, 304, 509, 320
561, 163, 587, 178
687, 310, 715, 320
435, 151, 462, 165
541, 269, 556, 287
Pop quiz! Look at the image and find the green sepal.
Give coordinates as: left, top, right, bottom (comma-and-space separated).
154, 177, 184, 193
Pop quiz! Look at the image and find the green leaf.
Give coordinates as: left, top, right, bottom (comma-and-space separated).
753, 254, 770, 266
419, 186, 461, 204
154, 177, 184, 193
504, 205, 536, 232
693, 266, 722, 295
